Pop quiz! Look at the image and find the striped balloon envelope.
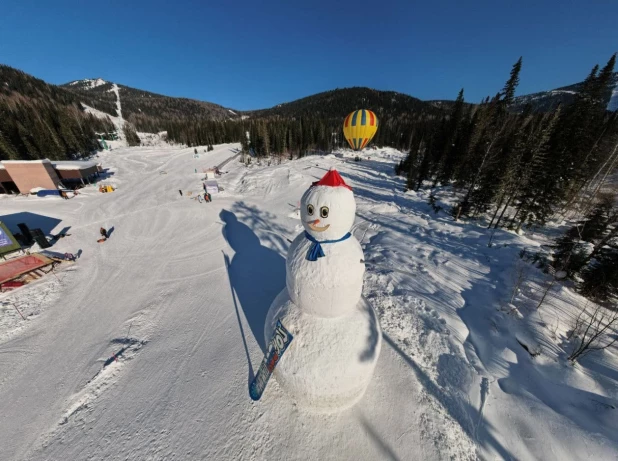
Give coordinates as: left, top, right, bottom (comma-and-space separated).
343, 109, 378, 151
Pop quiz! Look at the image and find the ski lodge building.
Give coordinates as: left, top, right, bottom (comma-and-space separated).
0, 159, 102, 194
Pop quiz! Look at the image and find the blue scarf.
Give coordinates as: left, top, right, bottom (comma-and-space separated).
304, 231, 351, 261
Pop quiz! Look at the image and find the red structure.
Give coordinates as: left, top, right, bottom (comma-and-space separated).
0, 254, 53, 285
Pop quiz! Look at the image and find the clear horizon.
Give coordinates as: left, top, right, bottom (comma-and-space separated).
1, 0, 617, 110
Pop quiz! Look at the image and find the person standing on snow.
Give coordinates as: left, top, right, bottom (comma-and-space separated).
100, 227, 108, 239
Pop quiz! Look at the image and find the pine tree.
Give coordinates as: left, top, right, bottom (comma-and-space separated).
501, 57, 522, 106
454, 97, 509, 219
509, 107, 561, 230
553, 194, 618, 274
592, 54, 616, 107
550, 55, 617, 211
123, 123, 141, 146
0, 127, 18, 159
487, 115, 534, 228
435, 88, 466, 185
579, 247, 618, 302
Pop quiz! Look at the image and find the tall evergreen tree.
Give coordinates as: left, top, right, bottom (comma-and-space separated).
501, 57, 522, 106
579, 247, 618, 302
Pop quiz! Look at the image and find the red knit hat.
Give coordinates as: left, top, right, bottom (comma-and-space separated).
311, 169, 352, 190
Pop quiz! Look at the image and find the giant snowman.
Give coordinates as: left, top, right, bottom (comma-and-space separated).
264, 169, 381, 412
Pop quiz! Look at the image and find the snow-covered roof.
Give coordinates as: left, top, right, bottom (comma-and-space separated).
1, 159, 101, 171
0, 159, 99, 171
1, 159, 53, 164
51, 160, 99, 171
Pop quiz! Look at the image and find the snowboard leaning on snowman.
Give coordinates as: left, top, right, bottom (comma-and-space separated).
259, 168, 382, 412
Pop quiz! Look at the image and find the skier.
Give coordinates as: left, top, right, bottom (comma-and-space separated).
100, 227, 108, 239
178, 189, 183, 196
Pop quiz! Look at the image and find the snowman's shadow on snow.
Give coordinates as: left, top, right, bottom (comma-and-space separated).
220, 209, 286, 357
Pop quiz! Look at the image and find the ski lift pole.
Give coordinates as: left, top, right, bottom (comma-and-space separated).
11, 302, 26, 321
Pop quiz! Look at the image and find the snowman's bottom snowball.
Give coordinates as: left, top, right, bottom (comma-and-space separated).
264, 289, 382, 413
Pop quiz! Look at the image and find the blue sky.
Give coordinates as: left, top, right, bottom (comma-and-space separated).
1, 0, 616, 110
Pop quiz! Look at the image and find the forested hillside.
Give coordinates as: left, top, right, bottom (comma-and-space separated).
510, 72, 618, 113
2, 58, 617, 163
62, 79, 238, 132
394, 54, 618, 302
166, 87, 445, 152
0, 66, 115, 160
250, 87, 441, 118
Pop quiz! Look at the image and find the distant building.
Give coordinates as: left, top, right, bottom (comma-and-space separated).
0, 159, 103, 195
205, 180, 219, 195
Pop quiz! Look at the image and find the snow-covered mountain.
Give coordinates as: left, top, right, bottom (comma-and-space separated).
510, 72, 618, 112
66, 78, 108, 90
61, 78, 239, 123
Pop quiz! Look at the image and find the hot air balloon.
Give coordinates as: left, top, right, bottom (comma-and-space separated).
343, 109, 378, 151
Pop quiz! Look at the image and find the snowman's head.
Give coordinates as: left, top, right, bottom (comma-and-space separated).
300, 169, 356, 240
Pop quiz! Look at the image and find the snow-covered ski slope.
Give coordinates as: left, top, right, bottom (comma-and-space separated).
1, 145, 617, 460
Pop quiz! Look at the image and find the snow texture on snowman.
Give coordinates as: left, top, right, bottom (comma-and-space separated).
265, 169, 382, 412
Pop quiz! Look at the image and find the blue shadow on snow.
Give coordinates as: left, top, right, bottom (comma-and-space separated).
220, 209, 286, 352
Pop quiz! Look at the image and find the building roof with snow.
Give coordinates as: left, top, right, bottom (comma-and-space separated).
0, 159, 103, 194
50, 160, 100, 171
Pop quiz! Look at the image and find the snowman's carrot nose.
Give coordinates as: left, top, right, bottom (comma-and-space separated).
309, 219, 320, 224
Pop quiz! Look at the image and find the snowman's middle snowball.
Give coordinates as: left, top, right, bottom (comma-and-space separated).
286, 231, 364, 318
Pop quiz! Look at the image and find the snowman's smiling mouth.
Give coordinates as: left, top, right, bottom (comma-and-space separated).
307, 220, 330, 232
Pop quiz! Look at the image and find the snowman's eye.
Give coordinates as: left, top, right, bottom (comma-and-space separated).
320, 206, 329, 218
307, 204, 314, 215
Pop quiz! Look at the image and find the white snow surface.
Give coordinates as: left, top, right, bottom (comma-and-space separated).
81, 103, 127, 150
81, 83, 128, 149
69, 78, 107, 89
90, 78, 107, 89
0, 145, 617, 460
111, 83, 125, 141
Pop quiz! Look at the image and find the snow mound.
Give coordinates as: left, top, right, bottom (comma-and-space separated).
233, 166, 303, 196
